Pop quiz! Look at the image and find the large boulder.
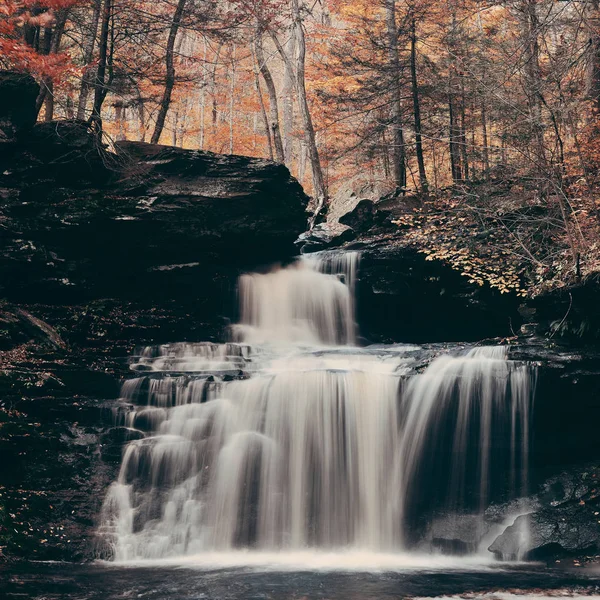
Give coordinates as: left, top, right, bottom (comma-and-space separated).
488, 465, 600, 561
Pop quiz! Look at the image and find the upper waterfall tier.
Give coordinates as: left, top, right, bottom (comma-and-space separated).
232, 252, 359, 346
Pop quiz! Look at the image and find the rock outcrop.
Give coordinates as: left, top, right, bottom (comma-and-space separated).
0, 71, 310, 562
1, 130, 308, 306
488, 464, 600, 561
352, 236, 522, 343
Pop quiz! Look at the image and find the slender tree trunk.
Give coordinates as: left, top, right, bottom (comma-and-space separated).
588, 0, 600, 112
449, 93, 462, 183
410, 18, 428, 193
66, 95, 74, 118
172, 110, 178, 146
265, 5, 327, 213
431, 138, 439, 189
448, 5, 462, 183
282, 27, 297, 163
519, 0, 545, 167
291, 0, 328, 214
210, 43, 222, 135
133, 85, 147, 142
481, 95, 490, 177
385, 0, 406, 190
44, 81, 55, 121
252, 49, 274, 160
459, 78, 469, 180
35, 27, 53, 116
254, 30, 285, 163
151, 0, 187, 144
199, 38, 207, 149
77, 0, 102, 119
35, 13, 68, 119
90, 0, 113, 129
114, 102, 126, 140
229, 44, 236, 154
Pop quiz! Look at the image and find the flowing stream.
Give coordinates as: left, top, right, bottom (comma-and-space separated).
98, 252, 535, 565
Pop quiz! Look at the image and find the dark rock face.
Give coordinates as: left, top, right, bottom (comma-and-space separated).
296, 223, 354, 253
522, 275, 600, 343
0, 302, 120, 561
508, 340, 600, 474
0, 72, 39, 143
338, 199, 383, 232
1, 128, 308, 305
335, 194, 600, 346
350, 235, 521, 343
327, 198, 522, 343
488, 465, 600, 561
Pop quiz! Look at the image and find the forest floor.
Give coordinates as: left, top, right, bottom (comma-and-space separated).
377, 178, 600, 299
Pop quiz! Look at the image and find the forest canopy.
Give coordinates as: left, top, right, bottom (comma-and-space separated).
2, 0, 600, 295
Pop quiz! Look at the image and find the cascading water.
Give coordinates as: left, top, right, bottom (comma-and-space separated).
98, 252, 536, 563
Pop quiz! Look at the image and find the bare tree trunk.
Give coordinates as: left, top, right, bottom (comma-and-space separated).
35, 27, 53, 116
90, 0, 113, 130
264, 4, 327, 213
134, 85, 147, 142
282, 27, 297, 163
588, 0, 600, 112
449, 93, 463, 183
77, 0, 102, 119
385, 0, 406, 190
459, 78, 469, 181
229, 44, 236, 154
199, 38, 207, 149
151, 0, 187, 144
291, 0, 328, 214
252, 48, 274, 160
519, 0, 545, 167
431, 138, 439, 189
172, 110, 178, 146
481, 94, 490, 178
35, 13, 68, 119
448, 5, 462, 183
44, 81, 55, 121
66, 95, 74, 118
254, 30, 285, 163
209, 43, 223, 136
114, 102, 126, 140
410, 17, 428, 193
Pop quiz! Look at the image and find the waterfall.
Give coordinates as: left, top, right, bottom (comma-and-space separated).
232, 253, 358, 346
98, 252, 535, 562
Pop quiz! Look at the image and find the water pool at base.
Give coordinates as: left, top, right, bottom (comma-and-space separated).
1, 559, 599, 599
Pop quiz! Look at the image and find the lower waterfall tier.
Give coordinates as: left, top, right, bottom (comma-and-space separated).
98, 344, 534, 561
